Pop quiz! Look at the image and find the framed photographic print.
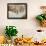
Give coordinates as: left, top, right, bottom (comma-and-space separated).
7, 3, 27, 19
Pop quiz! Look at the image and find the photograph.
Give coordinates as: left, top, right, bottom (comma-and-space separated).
7, 3, 27, 19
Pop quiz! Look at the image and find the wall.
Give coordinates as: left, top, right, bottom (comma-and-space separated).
0, 0, 46, 39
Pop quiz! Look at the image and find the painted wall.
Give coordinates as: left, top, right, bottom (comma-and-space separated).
0, 0, 46, 41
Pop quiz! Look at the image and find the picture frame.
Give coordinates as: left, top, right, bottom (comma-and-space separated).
7, 3, 27, 19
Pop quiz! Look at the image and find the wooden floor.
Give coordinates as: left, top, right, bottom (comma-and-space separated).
14, 43, 46, 46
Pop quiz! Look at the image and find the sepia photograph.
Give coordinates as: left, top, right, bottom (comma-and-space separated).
7, 3, 27, 19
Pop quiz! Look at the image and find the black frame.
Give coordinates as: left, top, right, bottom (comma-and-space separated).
7, 3, 27, 19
